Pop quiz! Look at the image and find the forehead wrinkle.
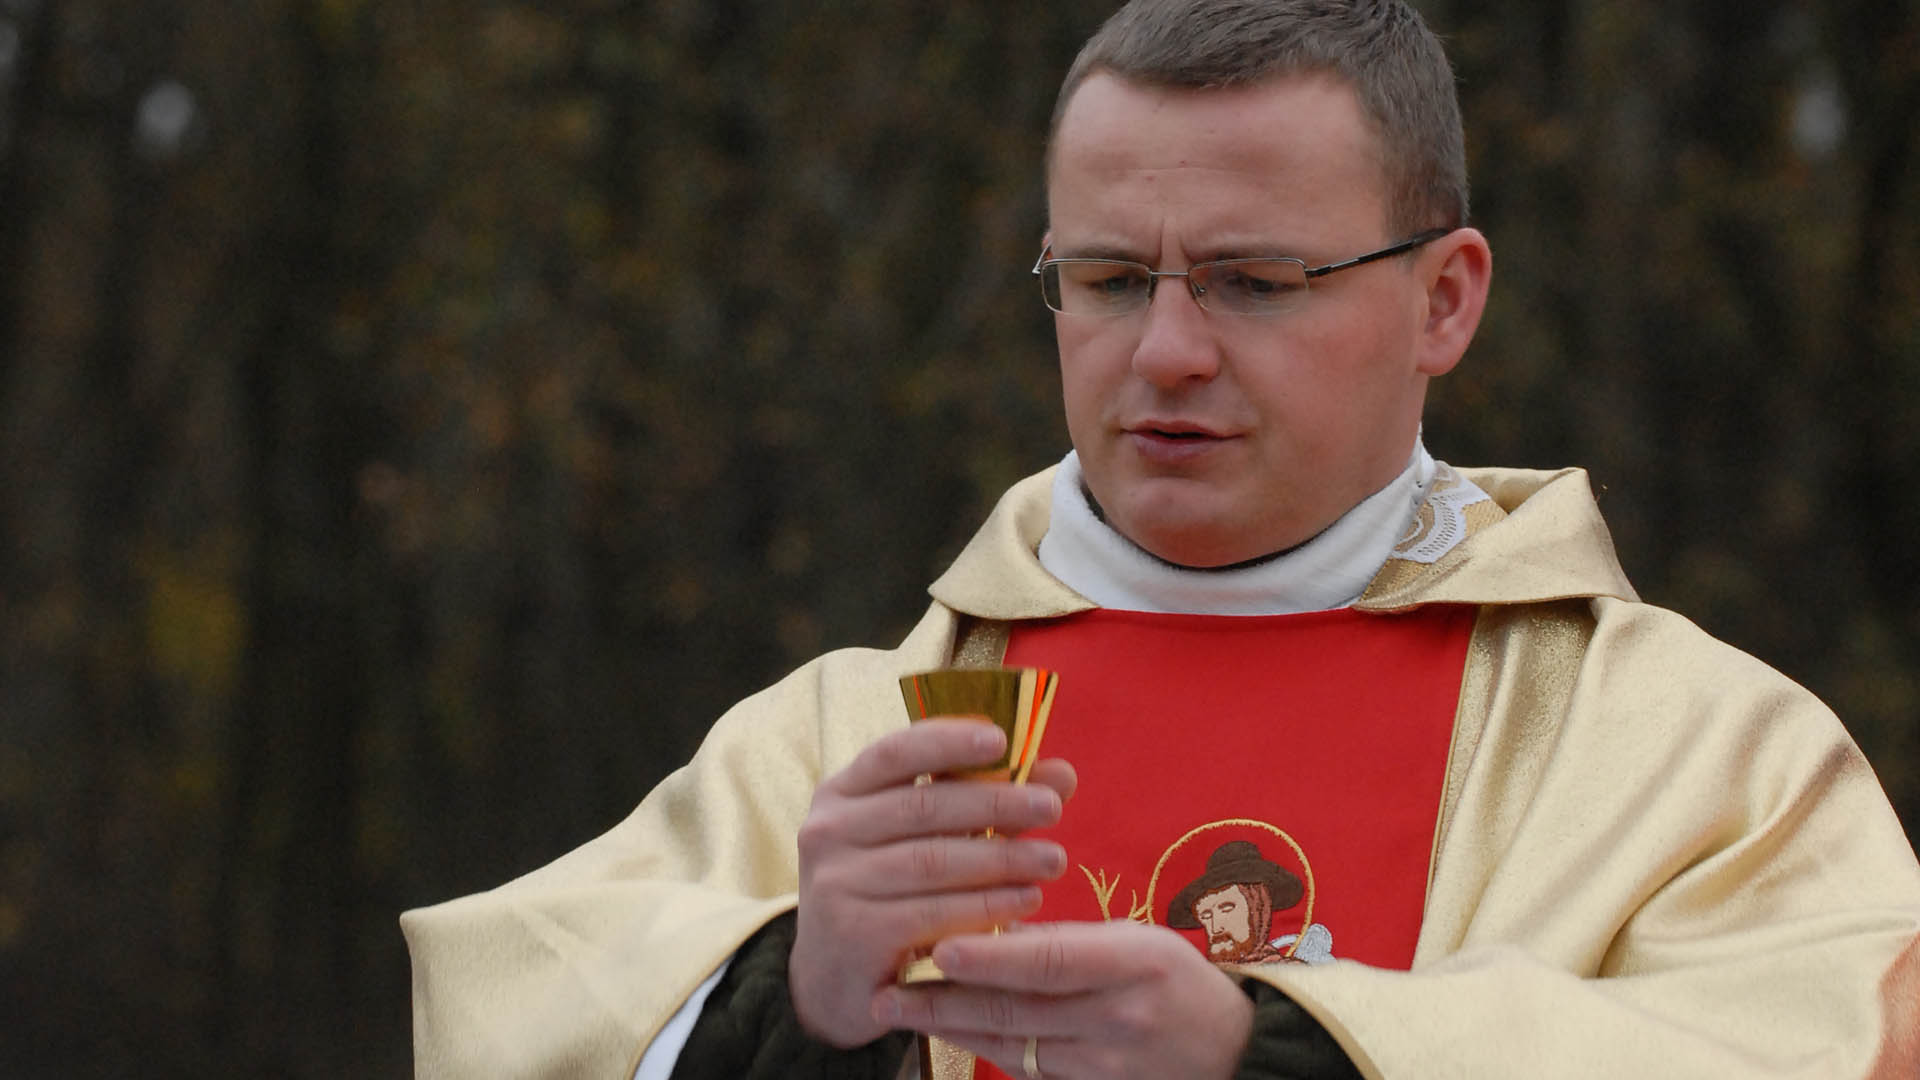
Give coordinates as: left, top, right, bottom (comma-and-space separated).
1052, 186, 1319, 265
1051, 159, 1351, 263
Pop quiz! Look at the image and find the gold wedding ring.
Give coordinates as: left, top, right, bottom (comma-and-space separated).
1023, 1036, 1042, 1080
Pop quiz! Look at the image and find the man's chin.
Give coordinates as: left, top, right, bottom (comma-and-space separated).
1118, 516, 1281, 570
1109, 478, 1322, 564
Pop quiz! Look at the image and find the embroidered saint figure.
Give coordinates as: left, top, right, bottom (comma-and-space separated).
1167, 839, 1310, 964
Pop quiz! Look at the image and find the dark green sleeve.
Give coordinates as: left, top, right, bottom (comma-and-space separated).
1233, 976, 1365, 1080
668, 911, 912, 1080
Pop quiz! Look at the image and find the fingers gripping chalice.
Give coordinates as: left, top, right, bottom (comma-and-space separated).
895, 667, 1059, 984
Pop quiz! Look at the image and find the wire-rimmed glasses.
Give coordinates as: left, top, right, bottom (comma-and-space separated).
1032, 227, 1452, 316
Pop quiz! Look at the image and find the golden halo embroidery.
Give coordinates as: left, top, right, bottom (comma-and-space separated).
1080, 818, 1336, 965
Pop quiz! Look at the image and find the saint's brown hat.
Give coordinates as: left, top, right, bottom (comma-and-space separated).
1166, 840, 1305, 928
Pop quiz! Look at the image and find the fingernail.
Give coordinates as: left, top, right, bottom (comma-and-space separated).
1042, 843, 1067, 875
1027, 787, 1058, 814
873, 993, 901, 1024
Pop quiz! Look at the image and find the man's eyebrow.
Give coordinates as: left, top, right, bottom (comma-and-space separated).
1202, 238, 1306, 261
1049, 242, 1148, 262
1049, 238, 1308, 263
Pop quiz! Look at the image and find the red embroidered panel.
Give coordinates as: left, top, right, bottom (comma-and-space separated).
967, 606, 1473, 1078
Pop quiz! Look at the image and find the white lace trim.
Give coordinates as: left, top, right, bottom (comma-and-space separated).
1390, 462, 1490, 565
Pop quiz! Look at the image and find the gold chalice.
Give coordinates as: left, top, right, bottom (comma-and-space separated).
895, 667, 1059, 983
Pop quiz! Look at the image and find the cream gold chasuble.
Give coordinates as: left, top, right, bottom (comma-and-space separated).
402, 466, 1920, 1079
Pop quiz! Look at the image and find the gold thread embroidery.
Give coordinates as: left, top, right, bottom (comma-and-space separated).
1080, 865, 1119, 921
1078, 864, 1147, 924
1143, 818, 1316, 959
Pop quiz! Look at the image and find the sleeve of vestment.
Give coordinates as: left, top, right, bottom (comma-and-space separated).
399, 604, 959, 1079
656, 923, 1363, 1080
1233, 978, 1364, 1080
1235, 599, 1920, 1080
666, 912, 913, 1079
632, 958, 730, 1079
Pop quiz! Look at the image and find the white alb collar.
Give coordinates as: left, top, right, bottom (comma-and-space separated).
1036, 443, 1437, 615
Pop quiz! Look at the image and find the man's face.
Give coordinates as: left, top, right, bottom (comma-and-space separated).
1046, 72, 1443, 567
1195, 884, 1255, 956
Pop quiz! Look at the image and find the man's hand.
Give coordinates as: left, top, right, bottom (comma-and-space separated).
874, 920, 1256, 1080
789, 719, 1077, 1048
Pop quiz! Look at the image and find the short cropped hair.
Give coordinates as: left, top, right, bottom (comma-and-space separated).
1050, 0, 1469, 235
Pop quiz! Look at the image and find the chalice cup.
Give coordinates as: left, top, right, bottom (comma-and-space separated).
895, 666, 1059, 984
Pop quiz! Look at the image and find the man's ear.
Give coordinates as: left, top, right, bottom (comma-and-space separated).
1414, 227, 1491, 377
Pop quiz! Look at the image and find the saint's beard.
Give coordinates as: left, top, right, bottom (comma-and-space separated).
1208, 932, 1251, 960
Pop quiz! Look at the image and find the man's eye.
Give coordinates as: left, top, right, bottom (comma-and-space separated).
1217, 267, 1301, 297
1072, 268, 1143, 296
1060, 264, 1148, 305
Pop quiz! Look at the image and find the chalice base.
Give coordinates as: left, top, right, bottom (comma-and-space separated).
899, 955, 949, 984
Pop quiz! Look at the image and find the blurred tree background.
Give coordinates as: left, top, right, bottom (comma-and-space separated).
0, 0, 1914, 1074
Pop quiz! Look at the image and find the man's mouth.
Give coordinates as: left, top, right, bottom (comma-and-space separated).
1132, 421, 1227, 440
1127, 423, 1235, 462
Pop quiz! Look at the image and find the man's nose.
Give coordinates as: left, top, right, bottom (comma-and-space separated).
1129, 275, 1221, 388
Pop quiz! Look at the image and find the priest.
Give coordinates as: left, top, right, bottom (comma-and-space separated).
401, 1, 1920, 1077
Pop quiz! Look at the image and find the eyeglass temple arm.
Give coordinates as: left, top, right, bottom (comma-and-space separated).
1301, 228, 1453, 279
1034, 229, 1451, 278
